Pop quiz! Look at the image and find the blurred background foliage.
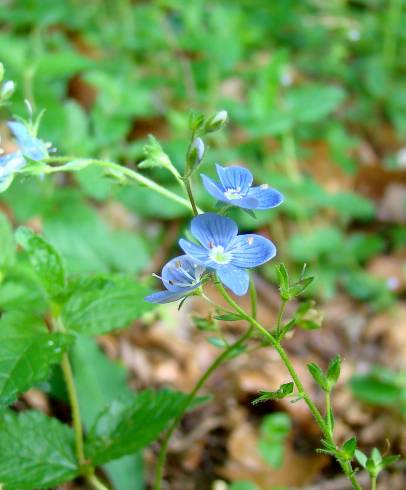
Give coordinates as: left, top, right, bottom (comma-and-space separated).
0, 1, 406, 488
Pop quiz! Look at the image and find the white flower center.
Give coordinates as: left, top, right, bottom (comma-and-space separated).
224, 187, 243, 200
209, 245, 231, 264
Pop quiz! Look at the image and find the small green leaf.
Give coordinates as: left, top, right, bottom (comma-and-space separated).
214, 313, 243, 321
371, 447, 382, 465
342, 437, 357, 459
62, 275, 153, 335
258, 412, 291, 468
15, 227, 66, 300
0, 213, 15, 271
276, 263, 289, 296
0, 311, 72, 406
307, 362, 329, 391
207, 337, 228, 349
252, 383, 294, 405
327, 355, 342, 387
85, 389, 190, 464
0, 410, 79, 489
289, 276, 314, 298
355, 449, 368, 468
381, 454, 400, 468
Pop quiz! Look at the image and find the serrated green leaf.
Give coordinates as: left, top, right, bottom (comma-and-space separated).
15, 227, 66, 300
85, 389, 189, 464
62, 275, 153, 335
0, 212, 15, 271
0, 311, 72, 406
0, 410, 79, 489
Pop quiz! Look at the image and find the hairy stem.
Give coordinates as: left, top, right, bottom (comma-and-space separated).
184, 178, 199, 216
215, 282, 362, 490
41, 156, 202, 214
153, 326, 253, 490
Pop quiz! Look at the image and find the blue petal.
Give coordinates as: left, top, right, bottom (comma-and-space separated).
8, 122, 48, 161
179, 239, 212, 265
246, 186, 284, 210
201, 174, 227, 202
216, 265, 249, 296
145, 285, 199, 304
230, 196, 259, 209
227, 234, 276, 268
216, 164, 253, 194
0, 152, 25, 174
190, 213, 238, 249
161, 254, 205, 290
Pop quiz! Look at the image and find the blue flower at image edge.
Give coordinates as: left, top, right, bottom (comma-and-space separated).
145, 255, 206, 304
179, 213, 276, 296
0, 122, 49, 188
201, 164, 283, 210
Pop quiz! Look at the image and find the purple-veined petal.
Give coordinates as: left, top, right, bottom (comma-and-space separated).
246, 185, 284, 210
145, 285, 199, 304
8, 122, 48, 161
216, 164, 253, 195
227, 234, 276, 268
216, 265, 250, 296
161, 255, 205, 291
190, 213, 238, 249
201, 174, 227, 202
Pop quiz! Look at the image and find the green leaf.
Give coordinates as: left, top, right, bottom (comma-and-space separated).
381, 454, 400, 468
355, 449, 368, 468
252, 382, 294, 405
62, 275, 153, 335
0, 410, 79, 489
307, 362, 329, 392
0, 311, 72, 406
214, 313, 243, 322
85, 389, 189, 465
342, 437, 357, 459
15, 227, 66, 300
0, 212, 15, 271
258, 412, 291, 468
327, 355, 341, 387
72, 336, 144, 490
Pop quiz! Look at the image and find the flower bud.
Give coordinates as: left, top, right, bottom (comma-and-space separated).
1, 80, 15, 100
204, 110, 228, 133
186, 137, 204, 173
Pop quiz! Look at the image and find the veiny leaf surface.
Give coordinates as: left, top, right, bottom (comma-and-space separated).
0, 311, 72, 406
62, 275, 153, 335
85, 389, 189, 464
0, 410, 79, 489
0, 212, 15, 270
15, 226, 66, 299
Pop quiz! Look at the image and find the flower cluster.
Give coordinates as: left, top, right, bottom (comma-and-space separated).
146, 160, 282, 302
0, 121, 49, 190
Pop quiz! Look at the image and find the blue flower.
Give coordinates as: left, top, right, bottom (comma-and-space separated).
145, 255, 206, 304
8, 122, 49, 161
201, 164, 283, 210
0, 122, 50, 191
179, 213, 276, 296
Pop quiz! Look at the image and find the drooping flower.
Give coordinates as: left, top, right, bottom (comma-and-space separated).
145, 255, 206, 304
179, 213, 276, 295
8, 121, 49, 161
201, 164, 283, 210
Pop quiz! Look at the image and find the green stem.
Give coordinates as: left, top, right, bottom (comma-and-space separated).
371, 475, 377, 490
153, 326, 253, 490
60, 353, 86, 465
41, 156, 202, 214
88, 474, 111, 490
184, 178, 199, 216
249, 275, 258, 320
215, 282, 362, 490
325, 390, 333, 437
275, 299, 287, 336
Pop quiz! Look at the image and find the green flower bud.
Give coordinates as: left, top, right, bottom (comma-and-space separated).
186, 137, 204, 173
204, 110, 228, 133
